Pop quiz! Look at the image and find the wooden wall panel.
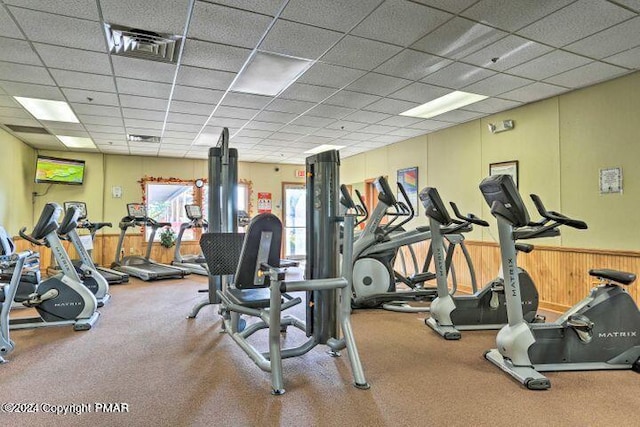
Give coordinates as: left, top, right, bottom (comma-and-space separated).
394, 240, 640, 312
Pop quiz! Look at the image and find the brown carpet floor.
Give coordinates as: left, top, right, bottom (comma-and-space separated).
2, 274, 639, 427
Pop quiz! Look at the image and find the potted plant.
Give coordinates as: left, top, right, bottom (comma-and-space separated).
159, 227, 176, 248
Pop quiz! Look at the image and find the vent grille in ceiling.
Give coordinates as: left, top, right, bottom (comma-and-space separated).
127, 134, 161, 143
4, 125, 51, 134
105, 24, 182, 63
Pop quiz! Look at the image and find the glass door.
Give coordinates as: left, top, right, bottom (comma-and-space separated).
282, 182, 306, 259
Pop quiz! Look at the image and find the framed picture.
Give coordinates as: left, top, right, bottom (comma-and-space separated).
397, 166, 419, 214
489, 160, 519, 188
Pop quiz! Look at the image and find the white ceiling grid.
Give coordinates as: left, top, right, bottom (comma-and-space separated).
0, 0, 636, 163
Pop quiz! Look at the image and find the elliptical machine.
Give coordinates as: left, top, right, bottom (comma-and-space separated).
420, 186, 541, 340
14, 203, 99, 331
480, 174, 640, 390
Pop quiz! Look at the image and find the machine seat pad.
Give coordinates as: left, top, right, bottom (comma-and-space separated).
226, 287, 272, 309
589, 269, 636, 286
409, 271, 436, 284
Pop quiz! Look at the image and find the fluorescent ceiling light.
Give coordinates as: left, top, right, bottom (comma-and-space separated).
305, 144, 345, 154
400, 91, 488, 119
14, 97, 79, 123
231, 51, 313, 96
57, 136, 96, 149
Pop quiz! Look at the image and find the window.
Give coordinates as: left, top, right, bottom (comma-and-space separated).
202, 180, 251, 231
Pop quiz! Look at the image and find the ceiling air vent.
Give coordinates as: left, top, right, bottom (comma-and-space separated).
105, 24, 182, 63
4, 125, 51, 134
127, 134, 161, 143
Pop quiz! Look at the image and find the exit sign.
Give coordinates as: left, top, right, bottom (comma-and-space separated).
295, 169, 305, 178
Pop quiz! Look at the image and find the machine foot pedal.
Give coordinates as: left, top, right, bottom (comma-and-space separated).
632, 359, 640, 373
354, 382, 371, 390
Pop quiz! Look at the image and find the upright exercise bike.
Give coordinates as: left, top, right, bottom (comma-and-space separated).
480, 174, 640, 389
421, 186, 541, 340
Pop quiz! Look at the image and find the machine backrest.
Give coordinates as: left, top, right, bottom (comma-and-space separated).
31, 203, 61, 240
58, 205, 81, 235
479, 175, 530, 227
420, 187, 452, 226
235, 213, 282, 288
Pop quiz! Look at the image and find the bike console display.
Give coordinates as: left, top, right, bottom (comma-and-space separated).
127, 203, 147, 219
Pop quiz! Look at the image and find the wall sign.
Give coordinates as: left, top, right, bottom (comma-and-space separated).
257, 192, 272, 213
489, 160, 519, 188
295, 169, 306, 178
599, 167, 623, 194
397, 166, 419, 214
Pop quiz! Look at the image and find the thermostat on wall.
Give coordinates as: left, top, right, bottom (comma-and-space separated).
112, 186, 122, 198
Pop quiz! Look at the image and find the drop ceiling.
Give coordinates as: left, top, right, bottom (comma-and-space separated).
0, 0, 638, 163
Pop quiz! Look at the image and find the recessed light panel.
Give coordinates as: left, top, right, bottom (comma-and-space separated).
231, 51, 313, 96
400, 91, 488, 119
57, 135, 96, 149
14, 97, 79, 123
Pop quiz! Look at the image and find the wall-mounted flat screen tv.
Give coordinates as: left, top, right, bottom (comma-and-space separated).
35, 155, 86, 185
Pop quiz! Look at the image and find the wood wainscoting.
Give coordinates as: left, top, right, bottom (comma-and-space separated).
395, 240, 640, 313
13, 233, 203, 271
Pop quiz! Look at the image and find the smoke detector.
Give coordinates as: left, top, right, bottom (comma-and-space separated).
105, 24, 182, 63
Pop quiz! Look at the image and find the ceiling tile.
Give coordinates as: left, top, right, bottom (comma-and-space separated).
281, 0, 380, 32
0, 7, 23, 39
78, 115, 123, 126
297, 63, 366, 88
308, 104, 355, 119
352, 0, 452, 47
5, 0, 99, 20
84, 124, 126, 133
72, 103, 121, 117
377, 116, 426, 127
388, 127, 426, 137
421, 62, 496, 89
122, 108, 166, 121
125, 119, 163, 130
344, 110, 392, 124
260, 20, 342, 59
412, 0, 478, 13
462, 35, 553, 71
360, 124, 399, 134
209, 116, 249, 128
345, 73, 412, 96
517, 0, 635, 47
266, 98, 315, 114
324, 90, 380, 109
461, 97, 523, 114
411, 17, 507, 59
166, 112, 208, 125
544, 62, 629, 88
313, 128, 347, 138
431, 109, 485, 123
375, 49, 452, 81
112, 56, 176, 83
280, 83, 336, 103
0, 106, 30, 118
0, 95, 19, 108
269, 132, 304, 141
213, 0, 283, 16
222, 92, 272, 109
325, 120, 368, 132
407, 119, 452, 130
564, 17, 640, 60
321, 36, 403, 71
188, 2, 272, 48
181, 39, 250, 72
463, 73, 533, 96
341, 132, 378, 141
604, 47, 640, 69
120, 95, 167, 111
0, 81, 64, 99
507, 50, 592, 81
499, 82, 569, 103
100, 0, 189, 34
291, 115, 335, 127
297, 135, 333, 144
614, 0, 640, 11
0, 37, 40, 65
236, 129, 273, 139
243, 121, 282, 132
163, 130, 198, 139
215, 106, 260, 120
33, 43, 111, 74
371, 135, 403, 143
62, 88, 120, 106
176, 66, 236, 90
279, 124, 319, 135
116, 78, 173, 98
51, 69, 116, 92
169, 100, 214, 116
363, 98, 420, 115
9, 7, 105, 51
0, 62, 55, 85
89, 131, 126, 140
461, 0, 574, 32
255, 111, 298, 123
16, 133, 66, 149
390, 82, 450, 103
172, 85, 224, 104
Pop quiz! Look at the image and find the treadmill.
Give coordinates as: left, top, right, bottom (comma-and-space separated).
112, 203, 189, 281
173, 205, 209, 276
60, 202, 129, 285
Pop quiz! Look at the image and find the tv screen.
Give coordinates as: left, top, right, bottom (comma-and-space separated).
35, 155, 85, 185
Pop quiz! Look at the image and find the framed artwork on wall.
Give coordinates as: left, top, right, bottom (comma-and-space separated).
489, 160, 519, 188
397, 166, 419, 214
